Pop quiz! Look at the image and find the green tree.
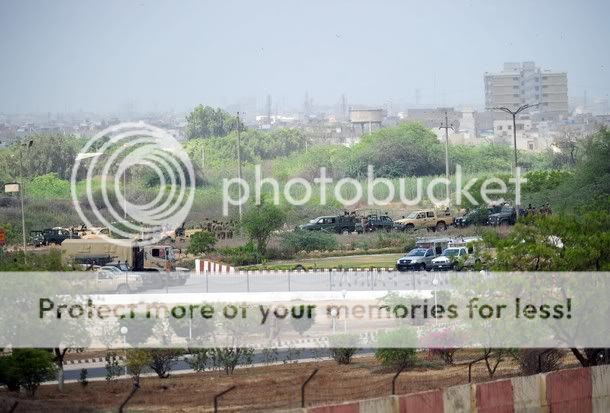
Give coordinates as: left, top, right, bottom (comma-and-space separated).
347, 122, 444, 178
185, 105, 239, 139
187, 231, 217, 255
241, 199, 286, 255
4, 349, 57, 397
126, 349, 152, 386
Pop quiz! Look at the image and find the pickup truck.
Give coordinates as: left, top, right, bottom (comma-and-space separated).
394, 209, 454, 232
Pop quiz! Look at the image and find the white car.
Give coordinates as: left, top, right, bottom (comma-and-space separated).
430, 247, 468, 271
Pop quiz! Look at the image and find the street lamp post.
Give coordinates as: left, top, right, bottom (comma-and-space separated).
488, 103, 539, 173
439, 109, 455, 204
488, 103, 539, 212
236, 112, 243, 221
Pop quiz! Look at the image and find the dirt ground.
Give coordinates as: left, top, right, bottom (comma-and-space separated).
0, 350, 580, 413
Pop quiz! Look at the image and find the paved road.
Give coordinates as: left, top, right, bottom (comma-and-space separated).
62, 348, 375, 381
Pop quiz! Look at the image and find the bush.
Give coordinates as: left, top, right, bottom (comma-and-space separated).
280, 230, 338, 253
208, 347, 255, 375
186, 231, 216, 255
218, 242, 261, 266
421, 329, 463, 365
148, 349, 184, 378
328, 334, 360, 365
375, 328, 418, 369
79, 368, 88, 387
515, 348, 563, 375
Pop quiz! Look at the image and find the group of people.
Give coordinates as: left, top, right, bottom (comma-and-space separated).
526, 203, 553, 216
196, 219, 236, 240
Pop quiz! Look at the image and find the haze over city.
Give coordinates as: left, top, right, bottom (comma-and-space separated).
1, 0, 610, 114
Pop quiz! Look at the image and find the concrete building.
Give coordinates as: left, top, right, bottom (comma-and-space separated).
485, 61, 568, 119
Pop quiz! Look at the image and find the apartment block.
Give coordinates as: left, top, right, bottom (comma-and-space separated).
485, 61, 568, 119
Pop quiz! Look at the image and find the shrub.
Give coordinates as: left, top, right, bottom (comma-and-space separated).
104, 352, 122, 381
375, 328, 418, 369
421, 329, 463, 365
515, 348, 563, 375
186, 231, 216, 255
79, 368, 88, 387
217, 242, 261, 266
148, 349, 184, 378
328, 334, 360, 365
209, 347, 255, 375
280, 230, 338, 253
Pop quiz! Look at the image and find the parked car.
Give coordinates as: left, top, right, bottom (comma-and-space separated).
394, 209, 454, 232
430, 247, 469, 271
396, 248, 436, 271
299, 215, 363, 234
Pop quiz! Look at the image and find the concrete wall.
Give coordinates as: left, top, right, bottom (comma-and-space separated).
274, 365, 609, 413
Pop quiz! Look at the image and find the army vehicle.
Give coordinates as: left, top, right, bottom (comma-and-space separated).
299, 215, 364, 234
454, 205, 502, 227
61, 239, 188, 287
487, 204, 526, 226
394, 209, 454, 232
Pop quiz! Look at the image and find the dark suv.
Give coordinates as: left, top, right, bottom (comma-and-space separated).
299, 215, 363, 234
363, 215, 394, 232
487, 205, 526, 226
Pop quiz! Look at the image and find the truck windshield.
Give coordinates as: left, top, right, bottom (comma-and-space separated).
443, 249, 460, 257
406, 248, 426, 257
406, 212, 418, 219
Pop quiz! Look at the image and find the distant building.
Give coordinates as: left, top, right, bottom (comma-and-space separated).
485, 61, 568, 120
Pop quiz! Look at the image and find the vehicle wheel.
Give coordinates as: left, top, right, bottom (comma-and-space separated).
341, 227, 350, 235
293, 264, 306, 271
500, 220, 509, 227
436, 222, 447, 231
405, 224, 415, 232
419, 263, 426, 271
385, 226, 392, 233
116, 284, 130, 294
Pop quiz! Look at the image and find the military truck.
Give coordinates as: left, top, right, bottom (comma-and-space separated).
394, 209, 454, 232
299, 215, 364, 234
61, 239, 188, 287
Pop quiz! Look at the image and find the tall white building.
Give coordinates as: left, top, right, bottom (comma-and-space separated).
485, 61, 568, 119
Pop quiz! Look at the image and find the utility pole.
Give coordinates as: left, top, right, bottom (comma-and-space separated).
488, 103, 539, 212
18, 140, 33, 259
438, 109, 454, 204
236, 112, 243, 221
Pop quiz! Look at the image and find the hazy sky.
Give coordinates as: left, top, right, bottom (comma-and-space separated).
1, 0, 609, 114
